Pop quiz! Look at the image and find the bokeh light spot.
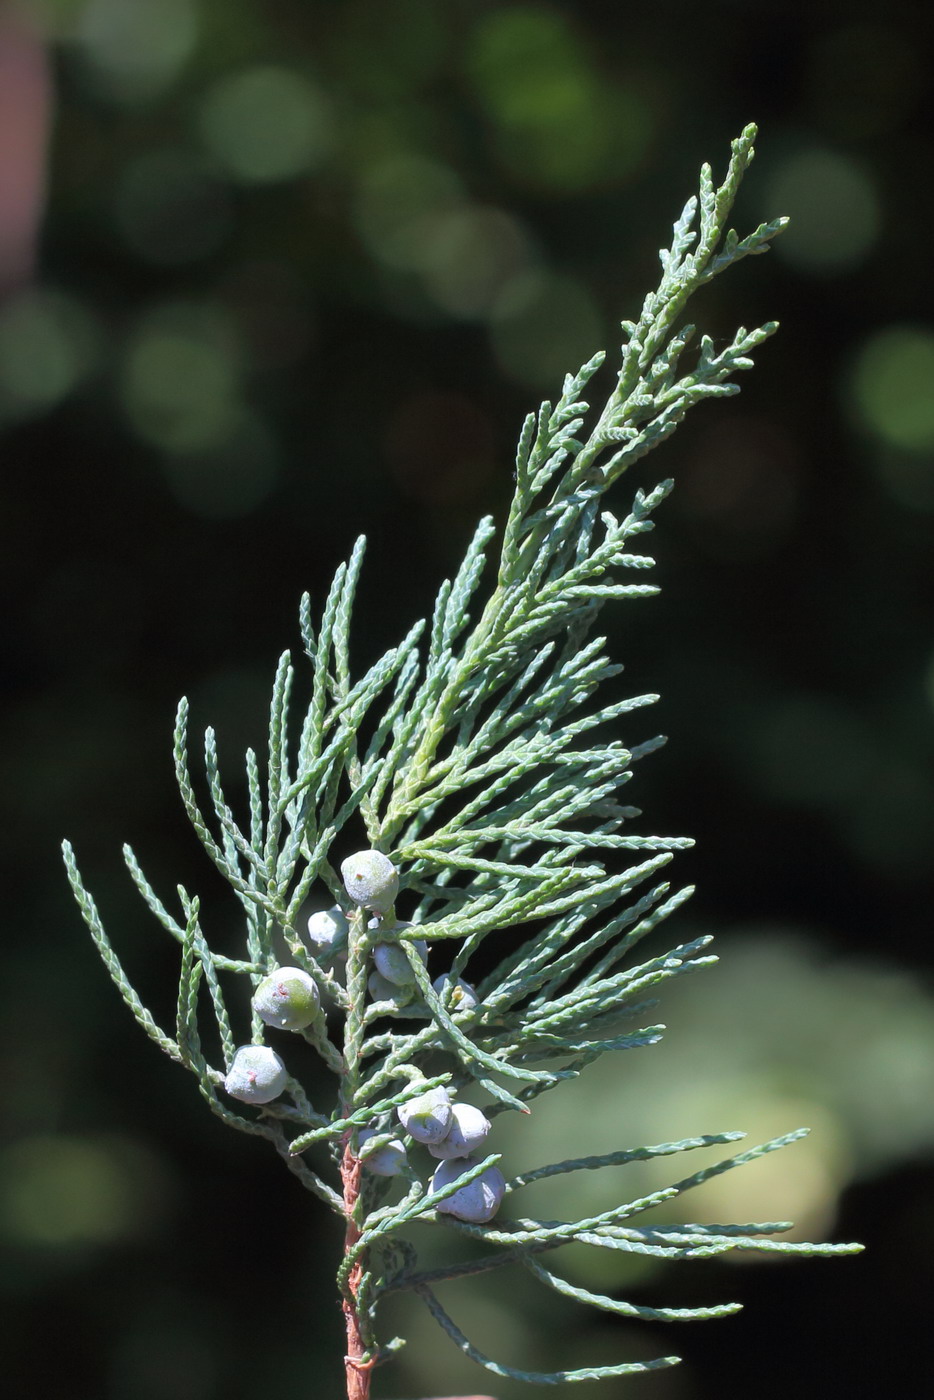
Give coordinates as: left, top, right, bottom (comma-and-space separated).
113, 148, 233, 265
466, 6, 652, 189
766, 147, 880, 273
0, 287, 98, 419
417, 205, 534, 319
0, 1134, 168, 1248
468, 6, 587, 107
199, 66, 335, 185
121, 302, 242, 454
490, 930, 934, 1290
848, 325, 934, 455
660, 1091, 849, 1246
489, 269, 603, 390
353, 154, 464, 272
73, 0, 198, 104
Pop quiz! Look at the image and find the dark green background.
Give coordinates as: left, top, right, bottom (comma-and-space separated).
2, 2, 932, 1397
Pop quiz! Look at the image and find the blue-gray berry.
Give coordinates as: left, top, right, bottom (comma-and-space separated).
372, 933, 428, 987
397, 1085, 453, 1144
366, 972, 430, 1018
431, 973, 478, 1012
340, 850, 398, 913
251, 967, 320, 1031
428, 1102, 491, 1160
357, 1128, 408, 1177
305, 906, 349, 957
431, 1157, 506, 1223
223, 1045, 288, 1104
367, 969, 414, 1005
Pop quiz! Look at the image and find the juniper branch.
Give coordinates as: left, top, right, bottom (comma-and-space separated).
63, 126, 859, 1398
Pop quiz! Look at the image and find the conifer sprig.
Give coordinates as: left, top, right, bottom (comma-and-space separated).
63, 125, 859, 1395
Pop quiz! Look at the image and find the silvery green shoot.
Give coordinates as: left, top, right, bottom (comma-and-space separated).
63, 127, 860, 1400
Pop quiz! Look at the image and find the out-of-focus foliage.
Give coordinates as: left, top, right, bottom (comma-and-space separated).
2, 2, 932, 1398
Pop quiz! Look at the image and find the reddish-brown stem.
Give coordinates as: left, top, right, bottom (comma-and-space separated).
341, 1134, 374, 1400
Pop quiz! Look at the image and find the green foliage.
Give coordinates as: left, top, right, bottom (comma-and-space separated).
63, 126, 860, 1390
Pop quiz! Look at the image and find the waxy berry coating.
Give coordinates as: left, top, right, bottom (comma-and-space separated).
428, 1102, 491, 1160
223, 1045, 288, 1104
251, 967, 320, 1031
305, 906, 349, 956
358, 1128, 408, 1177
340, 850, 399, 913
431, 1156, 505, 1223
368, 969, 413, 1005
397, 1085, 453, 1144
372, 935, 428, 987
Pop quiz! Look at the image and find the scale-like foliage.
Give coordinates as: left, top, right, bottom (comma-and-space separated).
64, 126, 860, 1395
